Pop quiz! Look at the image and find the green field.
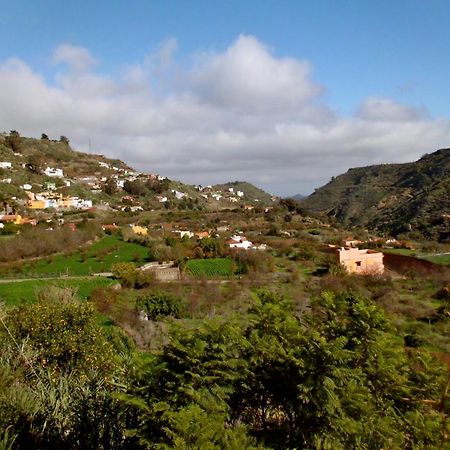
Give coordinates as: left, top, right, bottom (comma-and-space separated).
13, 235, 149, 277
0, 277, 117, 307
421, 253, 450, 265
383, 248, 450, 266
382, 248, 416, 256
186, 258, 235, 277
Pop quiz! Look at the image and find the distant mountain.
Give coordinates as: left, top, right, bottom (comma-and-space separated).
300, 149, 450, 241
212, 181, 274, 204
290, 194, 305, 201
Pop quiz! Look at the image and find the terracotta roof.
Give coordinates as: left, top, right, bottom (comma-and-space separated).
0, 215, 18, 222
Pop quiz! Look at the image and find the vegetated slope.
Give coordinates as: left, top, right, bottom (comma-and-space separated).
0, 133, 133, 203
0, 133, 131, 177
301, 149, 450, 241
212, 181, 273, 204
0, 133, 275, 209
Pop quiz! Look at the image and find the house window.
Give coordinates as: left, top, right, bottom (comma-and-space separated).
355, 261, 362, 267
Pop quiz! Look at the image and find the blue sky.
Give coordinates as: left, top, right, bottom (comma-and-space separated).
1, 0, 450, 195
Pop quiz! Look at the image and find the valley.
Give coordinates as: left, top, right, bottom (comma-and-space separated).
0, 133, 449, 448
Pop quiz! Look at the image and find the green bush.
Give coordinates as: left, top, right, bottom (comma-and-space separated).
4, 291, 116, 375
111, 262, 137, 287
136, 291, 185, 320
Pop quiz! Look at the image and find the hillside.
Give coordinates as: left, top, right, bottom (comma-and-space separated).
212, 181, 274, 204
300, 148, 450, 241
0, 132, 274, 214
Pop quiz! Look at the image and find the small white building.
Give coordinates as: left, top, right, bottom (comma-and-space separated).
69, 198, 93, 209
173, 230, 194, 239
172, 190, 186, 200
0, 162, 12, 169
44, 167, 64, 178
45, 198, 59, 208
227, 235, 253, 250
21, 184, 32, 190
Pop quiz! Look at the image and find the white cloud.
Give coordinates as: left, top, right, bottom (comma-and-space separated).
52, 44, 98, 72
356, 97, 428, 122
0, 35, 450, 196
189, 35, 323, 115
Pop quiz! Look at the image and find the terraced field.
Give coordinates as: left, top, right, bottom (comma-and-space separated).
0, 277, 116, 306
185, 258, 235, 277
6, 235, 149, 277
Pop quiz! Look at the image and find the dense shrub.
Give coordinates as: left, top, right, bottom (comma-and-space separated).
136, 290, 186, 320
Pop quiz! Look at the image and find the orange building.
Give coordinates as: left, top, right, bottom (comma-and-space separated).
337, 247, 384, 275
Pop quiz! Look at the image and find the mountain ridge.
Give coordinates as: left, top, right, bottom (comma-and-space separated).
300, 148, 450, 241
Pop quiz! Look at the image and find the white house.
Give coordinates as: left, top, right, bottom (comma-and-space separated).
21, 184, 32, 190
80, 199, 93, 209
44, 167, 64, 178
45, 198, 59, 208
227, 235, 253, 250
237, 190, 244, 197
173, 230, 194, 239
0, 162, 12, 169
172, 190, 186, 200
71, 198, 93, 209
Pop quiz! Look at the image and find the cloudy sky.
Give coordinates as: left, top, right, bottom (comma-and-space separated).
1, 1, 450, 196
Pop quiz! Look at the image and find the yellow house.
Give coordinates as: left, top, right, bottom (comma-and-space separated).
0, 215, 36, 226
337, 247, 384, 275
0, 214, 22, 224
131, 225, 148, 236
27, 200, 47, 209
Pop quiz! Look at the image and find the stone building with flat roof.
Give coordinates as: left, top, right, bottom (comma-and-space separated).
337, 247, 384, 275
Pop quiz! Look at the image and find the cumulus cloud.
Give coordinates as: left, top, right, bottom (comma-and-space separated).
52, 44, 98, 72
189, 35, 323, 115
1, 35, 450, 196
